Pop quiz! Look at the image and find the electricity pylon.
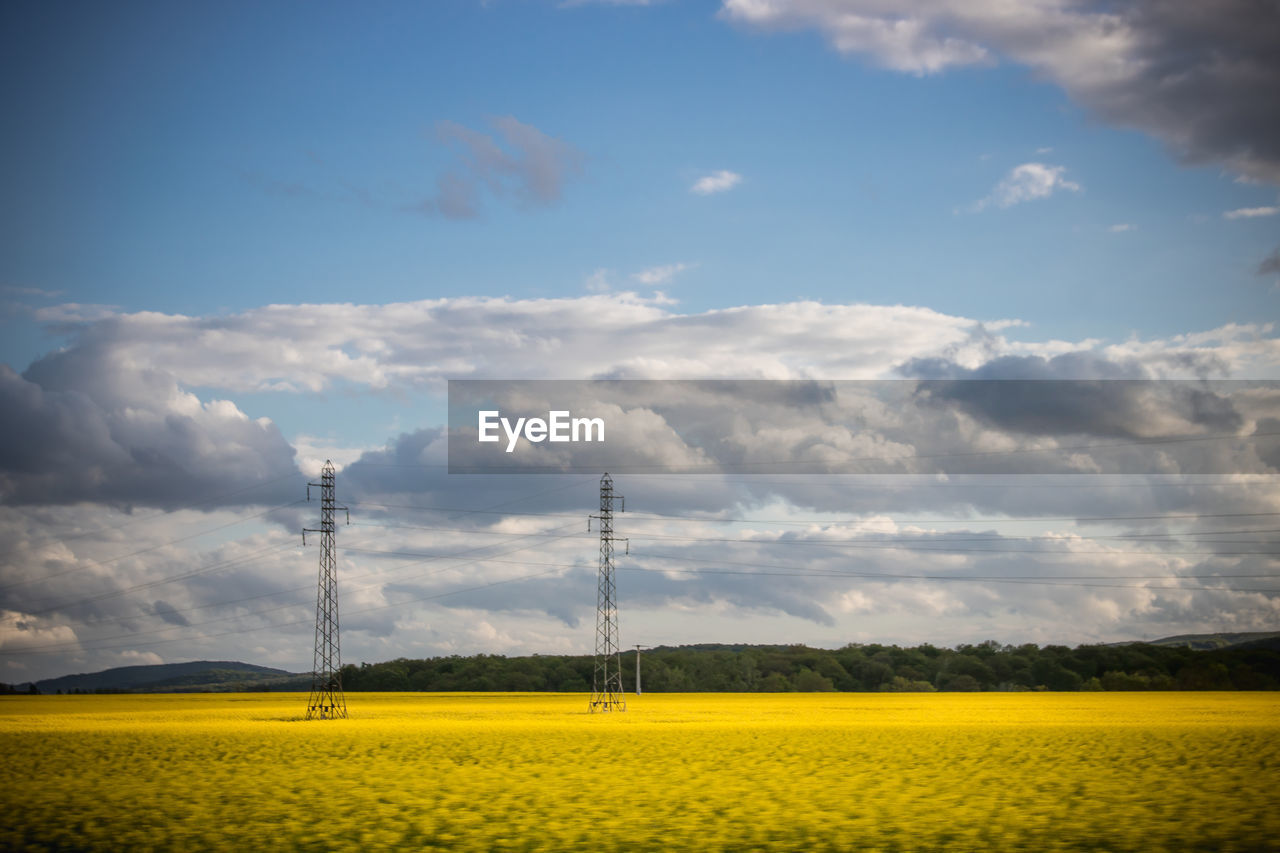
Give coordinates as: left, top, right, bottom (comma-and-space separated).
303, 460, 349, 720
589, 473, 626, 712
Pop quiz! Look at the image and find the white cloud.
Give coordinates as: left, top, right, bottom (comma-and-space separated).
721, 1, 989, 74
1102, 322, 1280, 379
292, 435, 374, 478
116, 650, 165, 666
631, 262, 693, 285
23, 297, 1280, 406
972, 163, 1081, 212
1224, 206, 1279, 220
21, 298, 986, 393
691, 170, 743, 195
1109, 223, 1136, 233
0, 610, 79, 658
5, 295, 1280, 678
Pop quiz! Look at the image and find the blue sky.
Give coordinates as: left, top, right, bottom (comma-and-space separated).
2, 0, 1279, 679
3, 0, 1277, 355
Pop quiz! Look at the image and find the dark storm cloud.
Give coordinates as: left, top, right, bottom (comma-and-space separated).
1094, 0, 1280, 183
0, 348, 297, 509
722, 0, 1280, 183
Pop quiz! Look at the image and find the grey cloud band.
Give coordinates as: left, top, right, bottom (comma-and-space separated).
447, 380, 1279, 475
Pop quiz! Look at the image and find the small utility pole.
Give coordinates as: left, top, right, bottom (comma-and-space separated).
302, 460, 349, 720
634, 644, 649, 696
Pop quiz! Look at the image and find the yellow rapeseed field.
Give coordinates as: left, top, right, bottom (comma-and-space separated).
1, 692, 1276, 851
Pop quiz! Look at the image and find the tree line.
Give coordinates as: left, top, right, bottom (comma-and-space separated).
337, 640, 1280, 693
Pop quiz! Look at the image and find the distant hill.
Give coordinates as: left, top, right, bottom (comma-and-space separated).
18, 632, 1280, 695
1139, 632, 1280, 651
33, 661, 308, 694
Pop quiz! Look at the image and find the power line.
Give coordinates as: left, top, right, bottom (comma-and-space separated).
0, 528, 401, 633
351, 519, 1280, 543
2, 526, 588, 655
621, 533, 1279, 557
630, 473, 1280, 488
3, 470, 302, 556
0, 499, 307, 595
19, 540, 299, 618
12, 536, 1278, 658
25, 511, 1270, 657
8, 463, 1277, 663
621, 552, 1280, 592
1, 564, 576, 657
619, 564, 1280, 593
3, 480, 582, 598
23, 500, 1272, 617
352, 500, 1280, 527
15, 502, 1272, 648
326, 545, 1280, 582
355, 429, 1280, 472
3, 484, 593, 638
343, 537, 1277, 560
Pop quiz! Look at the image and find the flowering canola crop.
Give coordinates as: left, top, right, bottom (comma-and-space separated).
2, 692, 1276, 851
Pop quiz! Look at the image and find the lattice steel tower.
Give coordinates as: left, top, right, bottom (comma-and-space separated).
303, 460, 349, 720
589, 473, 627, 712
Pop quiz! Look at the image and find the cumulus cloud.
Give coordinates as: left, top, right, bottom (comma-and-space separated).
972, 163, 1081, 211
4, 295, 1280, 678
691, 170, 743, 195
16, 296, 1280, 404
0, 350, 296, 508
1, 610, 79, 658
1099, 322, 1280, 379
21, 297, 990, 395
720, 0, 1280, 184
423, 116, 584, 218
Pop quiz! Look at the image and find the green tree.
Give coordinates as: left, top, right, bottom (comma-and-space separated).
793, 667, 837, 692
